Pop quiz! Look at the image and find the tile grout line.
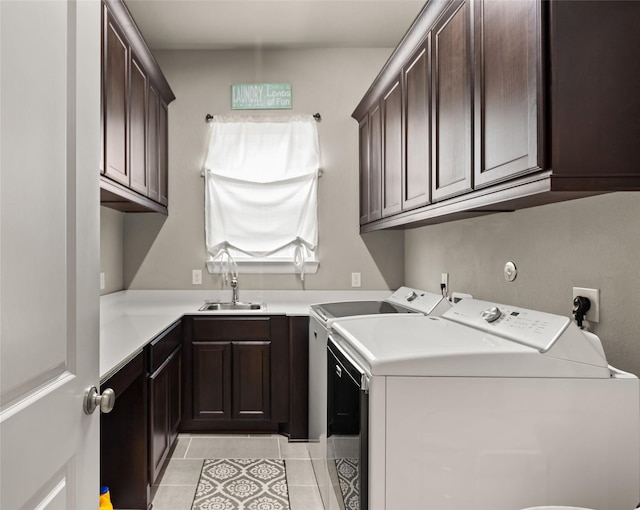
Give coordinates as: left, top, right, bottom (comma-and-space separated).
182, 437, 193, 459
154, 483, 200, 487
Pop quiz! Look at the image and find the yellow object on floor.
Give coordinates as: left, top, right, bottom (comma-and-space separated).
99, 486, 113, 510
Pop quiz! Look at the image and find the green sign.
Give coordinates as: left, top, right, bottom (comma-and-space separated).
231, 83, 292, 110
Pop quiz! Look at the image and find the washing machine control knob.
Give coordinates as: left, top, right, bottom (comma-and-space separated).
482, 306, 501, 323
405, 291, 418, 302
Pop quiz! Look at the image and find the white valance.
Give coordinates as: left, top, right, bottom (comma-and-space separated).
203, 115, 320, 278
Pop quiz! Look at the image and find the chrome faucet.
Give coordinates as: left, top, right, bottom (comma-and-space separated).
230, 276, 239, 304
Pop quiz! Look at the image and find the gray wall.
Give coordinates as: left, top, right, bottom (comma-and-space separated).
405, 192, 640, 376
100, 206, 124, 295
121, 48, 403, 291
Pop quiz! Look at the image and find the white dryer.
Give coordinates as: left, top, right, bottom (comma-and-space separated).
329, 298, 640, 510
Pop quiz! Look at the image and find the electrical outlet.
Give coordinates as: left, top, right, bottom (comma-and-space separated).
351, 272, 361, 288
572, 287, 600, 323
192, 269, 203, 285
100, 272, 105, 290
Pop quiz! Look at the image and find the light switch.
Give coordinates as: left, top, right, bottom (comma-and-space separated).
192, 269, 202, 285
351, 272, 361, 288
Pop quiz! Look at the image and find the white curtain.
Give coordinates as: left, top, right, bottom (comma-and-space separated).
203, 115, 320, 278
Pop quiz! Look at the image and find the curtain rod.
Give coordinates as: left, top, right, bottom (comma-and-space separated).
205, 113, 321, 123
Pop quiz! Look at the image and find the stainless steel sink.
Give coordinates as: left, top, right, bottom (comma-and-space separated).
199, 302, 265, 311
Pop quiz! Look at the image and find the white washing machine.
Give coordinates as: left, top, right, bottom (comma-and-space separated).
329, 298, 640, 510
309, 287, 452, 509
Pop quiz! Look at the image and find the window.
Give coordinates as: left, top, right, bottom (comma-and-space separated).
203, 115, 320, 279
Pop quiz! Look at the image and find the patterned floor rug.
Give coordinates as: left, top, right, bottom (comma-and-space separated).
191, 458, 290, 510
336, 457, 359, 510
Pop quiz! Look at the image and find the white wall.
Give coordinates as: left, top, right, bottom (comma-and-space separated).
120, 48, 403, 291
405, 192, 640, 376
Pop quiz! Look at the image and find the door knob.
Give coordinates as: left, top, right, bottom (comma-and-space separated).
83, 386, 116, 415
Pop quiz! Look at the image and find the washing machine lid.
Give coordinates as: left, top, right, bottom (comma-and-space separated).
316, 300, 415, 319
311, 287, 450, 323
331, 300, 611, 378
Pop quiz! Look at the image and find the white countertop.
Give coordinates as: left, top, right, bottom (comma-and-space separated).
100, 289, 391, 381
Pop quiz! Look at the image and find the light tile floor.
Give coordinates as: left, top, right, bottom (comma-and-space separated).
151, 434, 324, 510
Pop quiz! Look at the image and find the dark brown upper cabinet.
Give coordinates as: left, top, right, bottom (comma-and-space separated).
432, 0, 473, 201
353, 0, 640, 231
147, 84, 160, 203
358, 116, 371, 225
359, 100, 387, 224
129, 53, 148, 195
368, 102, 383, 223
100, 0, 175, 215
473, 0, 540, 188
103, 10, 128, 187
159, 100, 169, 207
549, 0, 640, 186
382, 78, 403, 217
403, 38, 431, 211
147, 87, 171, 208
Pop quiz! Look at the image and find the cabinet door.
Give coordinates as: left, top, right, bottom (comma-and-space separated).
382, 79, 403, 217
358, 116, 370, 225
100, 353, 148, 510
147, 85, 160, 202
232, 341, 271, 420
182, 316, 289, 431
269, 315, 290, 424
193, 342, 232, 420
474, 0, 540, 187
103, 8, 128, 185
149, 359, 169, 482
403, 39, 431, 211
432, 0, 473, 201
382, 78, 404, 217
159, 100, 169, 206
368, 102, 383, 222
129, 53, 147, 194
168, 348, 182, 441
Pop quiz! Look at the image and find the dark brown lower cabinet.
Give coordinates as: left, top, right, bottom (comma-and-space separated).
100, 352, 149, 510
182, 316, 289, 433
192, 341, 232, 420
286, 316, 309, 441
148, 320, 182, 484
149, 346, 182, 484
100, 313, 309, 507
191, 340, 271, 421
233, 341, 270, 420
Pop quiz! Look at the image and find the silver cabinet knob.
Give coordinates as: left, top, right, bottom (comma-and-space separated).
83, 386, 116, 415
481, 307, 502, 323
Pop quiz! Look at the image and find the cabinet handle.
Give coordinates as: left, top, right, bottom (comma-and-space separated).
313, 330, 318, 339
335, 365, 342, 378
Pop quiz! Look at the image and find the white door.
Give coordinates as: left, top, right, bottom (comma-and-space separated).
0, 1, 101, 509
